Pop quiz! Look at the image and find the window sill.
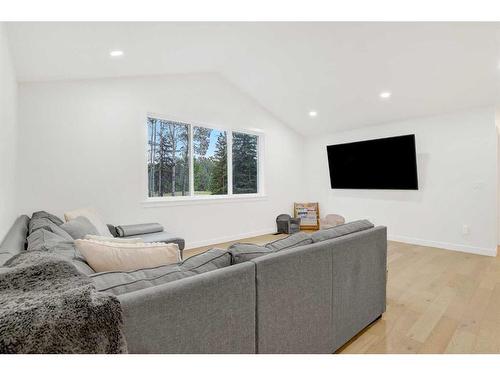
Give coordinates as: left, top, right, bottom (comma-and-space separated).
141, 194, 268, 208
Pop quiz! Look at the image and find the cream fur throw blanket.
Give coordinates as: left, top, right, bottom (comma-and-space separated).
0, 251, 127, 353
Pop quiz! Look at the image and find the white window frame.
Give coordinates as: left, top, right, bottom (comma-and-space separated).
142, 113, 266, 207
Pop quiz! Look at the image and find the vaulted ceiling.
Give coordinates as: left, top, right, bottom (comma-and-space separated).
6, 22, 500, 135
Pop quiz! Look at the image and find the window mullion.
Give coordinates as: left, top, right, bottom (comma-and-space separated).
227, 130, 233, 196
189, 124, 194, 196
257, 134, 263, 195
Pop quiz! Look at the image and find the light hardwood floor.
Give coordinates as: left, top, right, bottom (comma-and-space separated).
184, 232, 289, 258
187, 235, 500, 354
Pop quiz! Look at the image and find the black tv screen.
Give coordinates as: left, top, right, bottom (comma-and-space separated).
327, 134, 418, 190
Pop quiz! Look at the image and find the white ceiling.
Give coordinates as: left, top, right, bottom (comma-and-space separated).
6, 22, 500, 135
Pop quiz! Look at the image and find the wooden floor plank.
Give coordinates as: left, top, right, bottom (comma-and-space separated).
418, 316, 459, 353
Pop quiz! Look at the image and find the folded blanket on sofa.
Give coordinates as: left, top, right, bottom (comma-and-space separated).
0, 251, 127, 353
115, 223, 164, 237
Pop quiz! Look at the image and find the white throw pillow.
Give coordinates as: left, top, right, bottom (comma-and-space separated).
84, 234, 144, 244
64, 207, 112, 237
75, 239, 181, 272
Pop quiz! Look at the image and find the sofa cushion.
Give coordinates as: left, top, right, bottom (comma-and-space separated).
60, 216, 99, 240
31, 211, 64, 226
90, 248, 231, 295
228, 243, 273, 264
311, 219, 374, 243
265, 232, 313, 252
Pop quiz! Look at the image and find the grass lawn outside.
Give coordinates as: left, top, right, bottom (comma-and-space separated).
150, 191, 216, 197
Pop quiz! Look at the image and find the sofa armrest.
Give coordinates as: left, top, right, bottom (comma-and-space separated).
107, 223, 167, 238
118, 262, 256, 353
106, 224, 185, 252
115, 223, 164, 237
107, 224, 118, 237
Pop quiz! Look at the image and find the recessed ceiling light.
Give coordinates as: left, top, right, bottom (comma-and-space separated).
379, 91, 392, 99
110, 50, 124, 57
309, 110, 318, 117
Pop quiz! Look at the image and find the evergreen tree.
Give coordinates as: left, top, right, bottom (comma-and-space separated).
209, 132, 228, 195
193, 127, 213, 193
194, 158, 214, 192
157, 121, 174, 196
193, 127, 212, 156
232, 133, 258, 194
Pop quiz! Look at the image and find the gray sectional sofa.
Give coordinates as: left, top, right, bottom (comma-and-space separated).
0, 214, 387, 354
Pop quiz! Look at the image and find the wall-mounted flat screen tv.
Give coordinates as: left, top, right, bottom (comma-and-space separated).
326, 134, 418, 190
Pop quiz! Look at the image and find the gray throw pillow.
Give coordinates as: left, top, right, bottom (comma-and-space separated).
26, 229, 95, 275
311, 219, 374, 243
28, 217, 73, 241
27, 229, 73, 251
61, 216, 99, 240
31, 211, 64, 226
265, 232, 313, 252
29, 217, 52, 234
228, 243, 273, 264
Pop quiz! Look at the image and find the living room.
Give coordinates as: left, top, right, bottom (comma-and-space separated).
2, 0, 500, 372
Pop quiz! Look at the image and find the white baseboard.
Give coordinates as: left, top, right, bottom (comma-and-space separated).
389, 234, 497, 257
185, 227, 276, 250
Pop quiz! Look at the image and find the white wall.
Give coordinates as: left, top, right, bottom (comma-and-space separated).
17, 74, 305, 248
304, 108, 498, 256
0, 23, 18, 241
13, 67, 500, 256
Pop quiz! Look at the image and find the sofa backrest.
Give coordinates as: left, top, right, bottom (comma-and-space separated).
0, 215, 30, 256
118, 261, 257, 353
250, 226, 387, 353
